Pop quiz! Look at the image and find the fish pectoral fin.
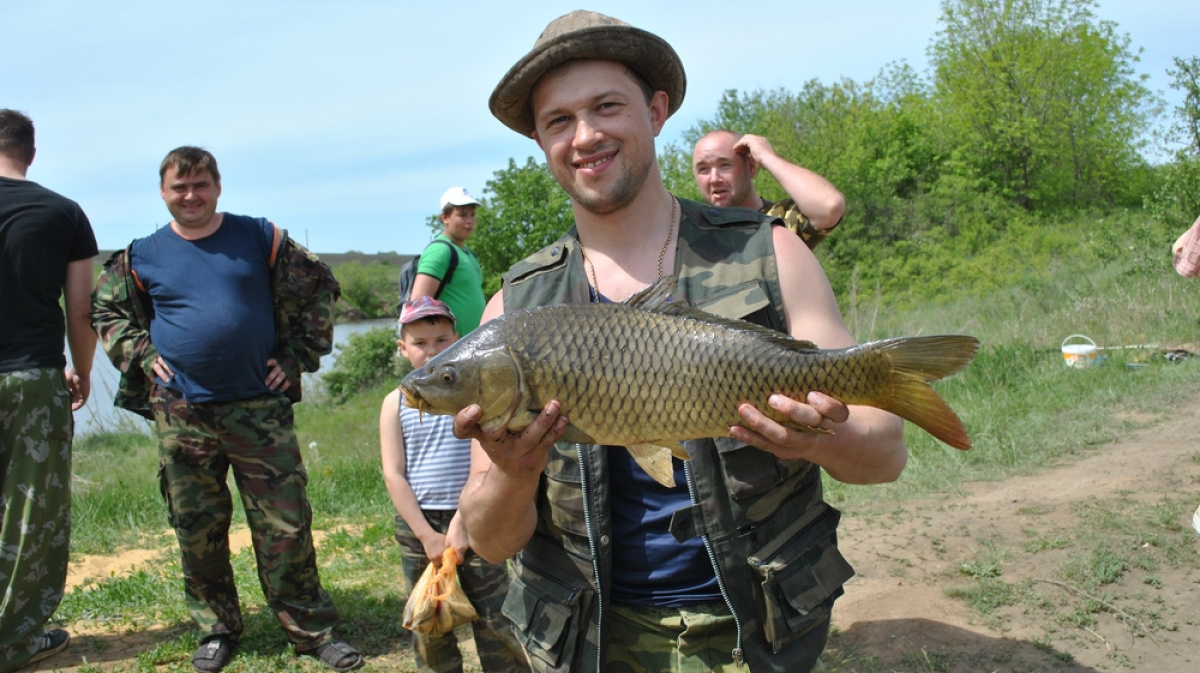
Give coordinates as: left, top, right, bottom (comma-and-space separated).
505, 407, 541, 434
626, 444, 678, 488
560, 424, 598, 445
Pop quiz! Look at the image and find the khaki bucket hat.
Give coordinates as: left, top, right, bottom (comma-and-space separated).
489, 10, 687, 136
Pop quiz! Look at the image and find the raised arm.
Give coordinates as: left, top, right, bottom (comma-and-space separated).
731, 225, 907, 484
737, 134, 846, 232
454, 290, 569, 563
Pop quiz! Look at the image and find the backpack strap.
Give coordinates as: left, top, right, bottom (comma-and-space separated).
428, 239, 460, 300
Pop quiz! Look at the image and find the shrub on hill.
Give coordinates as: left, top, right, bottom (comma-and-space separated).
322, 326, 410, 403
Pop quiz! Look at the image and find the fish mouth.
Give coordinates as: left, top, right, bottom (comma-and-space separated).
400, 386, 429, 417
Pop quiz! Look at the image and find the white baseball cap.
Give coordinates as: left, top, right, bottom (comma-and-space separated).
439, 186, 481, 210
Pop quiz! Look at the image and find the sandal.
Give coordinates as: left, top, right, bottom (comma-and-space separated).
302, 639, 364, 671
192, 635, 237, 673
25, 628, 70, 665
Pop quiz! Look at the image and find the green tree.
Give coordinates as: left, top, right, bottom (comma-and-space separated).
1167, 56, 1200, 155
1146, 56, 1200, 225
472, 157, 574, 296
333, 260, 396, 318
930, 0, 1153, 211
662, 72, 963, 298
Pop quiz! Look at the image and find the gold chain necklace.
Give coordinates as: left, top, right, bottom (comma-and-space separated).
582, 197, 677, 301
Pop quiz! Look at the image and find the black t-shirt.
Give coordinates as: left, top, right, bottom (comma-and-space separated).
0, 176, 98, 372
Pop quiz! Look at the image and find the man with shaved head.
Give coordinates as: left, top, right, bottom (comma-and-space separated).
693, 129, 845, 249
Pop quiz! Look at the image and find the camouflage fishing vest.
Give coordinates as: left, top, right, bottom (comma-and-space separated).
499, 197, 853, 672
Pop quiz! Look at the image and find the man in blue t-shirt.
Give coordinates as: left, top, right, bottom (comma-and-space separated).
92, 147, 362, 673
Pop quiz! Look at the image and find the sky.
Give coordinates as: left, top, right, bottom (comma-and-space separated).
6, 0, 1197, 254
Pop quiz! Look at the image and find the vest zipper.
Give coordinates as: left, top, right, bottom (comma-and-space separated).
576, 443, 605, 672
683, 457, 745, 667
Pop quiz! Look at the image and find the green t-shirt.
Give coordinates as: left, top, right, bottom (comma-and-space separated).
415, 234, 485, 334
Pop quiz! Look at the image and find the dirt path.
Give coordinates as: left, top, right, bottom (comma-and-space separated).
31, 396, 1200, 672
829, 394, 1200, 671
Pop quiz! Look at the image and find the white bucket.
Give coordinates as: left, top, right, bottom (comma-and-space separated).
1062, 334, 1098, 369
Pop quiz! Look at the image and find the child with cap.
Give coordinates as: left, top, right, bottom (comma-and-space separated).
379, 296, 529, 672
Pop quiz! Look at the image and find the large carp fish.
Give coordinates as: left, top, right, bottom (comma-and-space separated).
400, 278, 979, 488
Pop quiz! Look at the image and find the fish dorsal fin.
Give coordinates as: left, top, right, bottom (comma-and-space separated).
627, 276, 820, 351
625, 276, 679, 310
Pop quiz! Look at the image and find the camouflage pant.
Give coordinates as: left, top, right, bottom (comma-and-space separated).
395, 511, 530, 673
0, 368, 73, 672
605, 601, 826, 673
150, 385, 339, 650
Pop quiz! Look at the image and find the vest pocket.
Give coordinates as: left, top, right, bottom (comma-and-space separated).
747, 502, 854, 653
502, 561, 593, 669
715, 437, 813, 498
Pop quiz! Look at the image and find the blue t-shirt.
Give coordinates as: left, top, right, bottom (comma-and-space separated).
131, 214, 276, 402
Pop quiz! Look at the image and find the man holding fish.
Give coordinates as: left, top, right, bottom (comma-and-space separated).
437, 10, 968, 673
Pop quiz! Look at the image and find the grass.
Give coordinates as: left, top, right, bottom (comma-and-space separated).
56, 211, 1200, 671
827, 256, 1200, 508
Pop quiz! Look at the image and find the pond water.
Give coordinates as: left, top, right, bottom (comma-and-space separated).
68, 318, 394, 437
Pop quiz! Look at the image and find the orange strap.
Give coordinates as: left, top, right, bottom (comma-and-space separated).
268, 223, 282, 267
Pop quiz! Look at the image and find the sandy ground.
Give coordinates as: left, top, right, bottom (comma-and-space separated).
26, 393, 1200, 672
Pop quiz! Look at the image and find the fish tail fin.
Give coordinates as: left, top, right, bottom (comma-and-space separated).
874, 335, 979, 450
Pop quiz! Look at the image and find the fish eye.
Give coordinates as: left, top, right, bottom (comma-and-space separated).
440, 367, 456, 384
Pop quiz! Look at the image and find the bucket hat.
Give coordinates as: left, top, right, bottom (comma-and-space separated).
489, 10, 686, 136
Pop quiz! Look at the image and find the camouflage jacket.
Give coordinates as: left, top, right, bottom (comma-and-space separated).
90, 225, 340, 418
498, 197, 852, 672
760, 197, 835, 250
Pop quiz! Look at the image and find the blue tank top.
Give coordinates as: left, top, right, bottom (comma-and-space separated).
609, 449, 722, 606
131, 214, 276, 403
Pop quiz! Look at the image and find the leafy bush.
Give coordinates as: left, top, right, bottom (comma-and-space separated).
321, 326, 409, 403
334, 261, 399, 319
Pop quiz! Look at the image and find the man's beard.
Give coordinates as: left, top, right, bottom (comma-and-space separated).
725, 177, 754, 209
559, 150, 655, 215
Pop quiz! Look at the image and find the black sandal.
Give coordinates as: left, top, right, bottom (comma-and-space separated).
192, 635, 236, 673
302, 640, 363, 671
